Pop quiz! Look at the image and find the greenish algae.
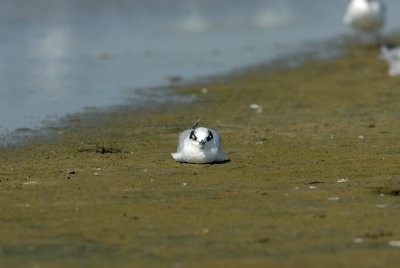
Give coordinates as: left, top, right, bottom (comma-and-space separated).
1, 45, 400, 267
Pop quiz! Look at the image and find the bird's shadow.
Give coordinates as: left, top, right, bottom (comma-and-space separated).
210, 159, 231, 165
178, 159, 231, 165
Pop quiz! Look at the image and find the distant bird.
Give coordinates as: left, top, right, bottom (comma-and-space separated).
380, 46, 400, 76
343, 0, 385, 36
171, 118, 227, 164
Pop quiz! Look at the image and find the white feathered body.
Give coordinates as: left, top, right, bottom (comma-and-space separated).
343, 0, 384, 32
172, 127, 227, 164
380, 46, 400, 76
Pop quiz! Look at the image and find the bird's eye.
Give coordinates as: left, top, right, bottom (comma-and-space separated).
189, 131, 197, 141
207, 131, 213, 141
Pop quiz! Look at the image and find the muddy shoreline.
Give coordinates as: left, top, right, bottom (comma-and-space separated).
1, 44, 400, 267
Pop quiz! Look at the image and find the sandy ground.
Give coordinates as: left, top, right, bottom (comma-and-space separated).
1, 44, 400, 267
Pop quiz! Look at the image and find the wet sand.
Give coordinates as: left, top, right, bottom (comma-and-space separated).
1, 44, 400, 267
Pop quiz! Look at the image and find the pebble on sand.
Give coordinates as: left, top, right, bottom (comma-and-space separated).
327, 197, 340, 201
388, 240, 400, 247
23, 181, 38, 185
249, 104, 263, 113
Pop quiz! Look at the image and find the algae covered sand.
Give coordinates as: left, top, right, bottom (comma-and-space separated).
1, 45, 400, 267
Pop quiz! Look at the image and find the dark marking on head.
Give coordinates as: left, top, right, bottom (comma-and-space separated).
189, 130, 197, 141
206, 130, 213, 141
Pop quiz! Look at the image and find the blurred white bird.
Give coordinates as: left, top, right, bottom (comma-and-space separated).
380, 46, 400, 76
343, 0, 385, 35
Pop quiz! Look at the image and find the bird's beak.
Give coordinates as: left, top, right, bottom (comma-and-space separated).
199, 140, 206, 146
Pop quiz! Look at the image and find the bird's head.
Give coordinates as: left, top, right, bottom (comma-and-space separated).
189, 127, 214, 149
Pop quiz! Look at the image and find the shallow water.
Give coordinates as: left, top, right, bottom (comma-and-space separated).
1, 0, 400, 133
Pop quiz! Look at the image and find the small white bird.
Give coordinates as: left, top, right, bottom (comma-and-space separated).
380, 46, 400, 76
171, 118, 228, 164
343, 0, 385, 34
